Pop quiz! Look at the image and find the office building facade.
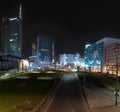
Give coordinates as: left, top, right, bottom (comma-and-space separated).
59, 53, 81, 68
0, 5, 22, 71
37, 35, 55, 66
103, 42, 120, 75
1, 17, 22, 57
84, 37, 120, 72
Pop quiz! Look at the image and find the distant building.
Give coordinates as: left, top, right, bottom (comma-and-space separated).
1, 4, 22, 57
0, 5, 23, 71
96, 37, 120, 72
84, 37, 120, 72
1, 16, 22, 57
103, 42, 120, 75
59, 53, 81, 68
37, 35, 55, 66
84, 43, 96, 71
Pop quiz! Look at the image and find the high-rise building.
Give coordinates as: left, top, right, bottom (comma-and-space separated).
37, 35, 55, 65
1, 5, 22, 57
0, 5, 22, 71
84, 43, 96, 67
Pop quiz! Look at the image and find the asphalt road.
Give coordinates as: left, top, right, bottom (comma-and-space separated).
44, 73, 90, 112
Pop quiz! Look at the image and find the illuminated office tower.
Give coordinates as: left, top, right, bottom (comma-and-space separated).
37, 35, 54, 64
84, 43, 96, 68
1, 5, 22, 57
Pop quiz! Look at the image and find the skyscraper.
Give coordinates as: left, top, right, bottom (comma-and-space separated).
37, 35, 54, 65
1, 5, 22, 57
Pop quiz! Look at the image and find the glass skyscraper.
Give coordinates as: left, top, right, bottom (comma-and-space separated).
1, 17, 22, 57
37, 35, 54, 64
84, 43, 96, 67
0, 5, 22, 71
1, 5, 22, 57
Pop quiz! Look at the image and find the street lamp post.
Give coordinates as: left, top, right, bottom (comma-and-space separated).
115, 44, 119, 105
115, 54, 119, 105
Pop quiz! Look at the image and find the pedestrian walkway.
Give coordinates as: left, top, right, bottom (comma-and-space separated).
83, 83, 120, 112
44, 73, 90, 112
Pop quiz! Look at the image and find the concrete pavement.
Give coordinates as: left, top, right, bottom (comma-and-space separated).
44, 73, 90, 112
83, 81, 120, 112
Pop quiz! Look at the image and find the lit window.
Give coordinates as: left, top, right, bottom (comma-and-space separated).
10, 39, 14, 42
41, 49, 48, 51
9, 17, 17, 21
11, 33, 18, 36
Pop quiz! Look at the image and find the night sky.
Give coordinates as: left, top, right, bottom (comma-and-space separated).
0, 0, 120, 57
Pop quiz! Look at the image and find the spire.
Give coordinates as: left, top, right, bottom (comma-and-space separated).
19, 4, 22, 20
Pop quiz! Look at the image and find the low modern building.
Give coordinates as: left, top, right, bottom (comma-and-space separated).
59, 53, 81, 68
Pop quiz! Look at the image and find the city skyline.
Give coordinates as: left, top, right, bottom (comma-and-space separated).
0, 1, 120, 57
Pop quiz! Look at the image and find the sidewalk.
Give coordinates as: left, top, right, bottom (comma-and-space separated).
84, 86, 120, 112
